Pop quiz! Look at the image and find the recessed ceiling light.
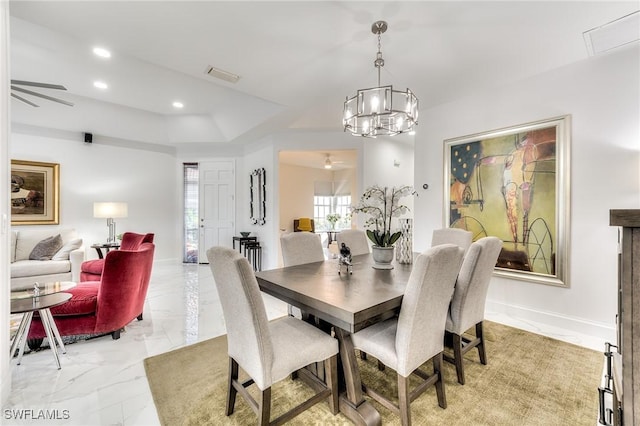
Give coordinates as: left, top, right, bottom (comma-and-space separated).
93, 47, 111, 58
172, 101, 184, 109
93, 81, 108, 90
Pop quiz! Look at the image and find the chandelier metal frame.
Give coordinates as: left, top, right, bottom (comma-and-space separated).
343, 21, 418, 138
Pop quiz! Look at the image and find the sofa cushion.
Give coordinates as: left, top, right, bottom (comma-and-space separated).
14, 228, 78, 261
81, 259, 104, 275
11, 260, 71, 278
29, 234, 63, 260
49, 283, 99, 316
52, 238, 83, 261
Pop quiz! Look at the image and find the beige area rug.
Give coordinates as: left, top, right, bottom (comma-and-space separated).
144, 321, 603, 425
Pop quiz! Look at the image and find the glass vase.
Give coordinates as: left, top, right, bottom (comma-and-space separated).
397, 218, 413, 264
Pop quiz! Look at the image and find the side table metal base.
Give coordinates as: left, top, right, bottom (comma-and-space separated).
11, 307, 67, 369
10, 293, 71, 370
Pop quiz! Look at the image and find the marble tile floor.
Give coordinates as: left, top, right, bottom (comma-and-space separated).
3, 261, 607, 426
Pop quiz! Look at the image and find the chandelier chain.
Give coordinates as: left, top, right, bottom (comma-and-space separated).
376, 32, 384, 86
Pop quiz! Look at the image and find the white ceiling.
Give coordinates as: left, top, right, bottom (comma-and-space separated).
8, 1, 638, 147
279, 149, 357, 170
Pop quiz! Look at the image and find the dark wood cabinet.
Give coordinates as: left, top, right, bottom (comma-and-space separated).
610, 209, 640, 426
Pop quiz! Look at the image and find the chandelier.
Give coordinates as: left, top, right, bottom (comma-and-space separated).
343, 21, 418, 138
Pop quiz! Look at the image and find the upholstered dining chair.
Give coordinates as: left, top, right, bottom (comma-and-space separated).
445, 236, 502, 385
280, 231, 325, 319
336, 229, 370, 256
351, 244, 465, 426
207, 247, 339, 425
280, 231, 324, 266
431, 228, 473, 254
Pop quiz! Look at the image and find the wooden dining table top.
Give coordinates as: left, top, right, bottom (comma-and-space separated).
255, 253, 416, 333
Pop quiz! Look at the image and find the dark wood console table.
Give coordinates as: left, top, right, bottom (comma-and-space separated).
91, 242, 121, 259
610, 209, 640, 426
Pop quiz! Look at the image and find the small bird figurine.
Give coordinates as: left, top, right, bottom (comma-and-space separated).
340, 243, 352, 261
338, 243, 353, 275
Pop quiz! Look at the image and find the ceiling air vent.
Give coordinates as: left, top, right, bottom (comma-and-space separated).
204, 65, 240, 83
583, 11, 640, 56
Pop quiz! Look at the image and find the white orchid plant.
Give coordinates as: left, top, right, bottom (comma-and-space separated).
351, 185, 416, 247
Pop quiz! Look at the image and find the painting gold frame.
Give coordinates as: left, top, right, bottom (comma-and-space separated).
11, 160, 60, 225
444, 116, 571, 287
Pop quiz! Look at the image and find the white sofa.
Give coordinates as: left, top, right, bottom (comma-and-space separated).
10, 228, 84, 292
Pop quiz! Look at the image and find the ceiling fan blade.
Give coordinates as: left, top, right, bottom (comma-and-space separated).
11, 86, 74, 107
11, 93, 40, 107
11, 80, 67, 91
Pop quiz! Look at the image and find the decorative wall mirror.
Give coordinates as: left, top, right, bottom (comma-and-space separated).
250, 168, 266, 225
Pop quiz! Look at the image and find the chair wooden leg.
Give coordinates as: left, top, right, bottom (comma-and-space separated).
360, 351, 367, 360
137, 313, 143, 321
397, 374, 411, 426
434, 353, 447, 409
226, 358, 239, 416
258, 387, 271, 426
111, 329, 121, 340
452, 333, 465, 385
325, 354, 339, 415
476, 322, 487, 365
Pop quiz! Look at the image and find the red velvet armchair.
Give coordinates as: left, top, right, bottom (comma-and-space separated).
80, 232, 154, 281
28, 242, 155, 347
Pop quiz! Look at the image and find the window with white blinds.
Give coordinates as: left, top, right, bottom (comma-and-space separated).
183, 163, 198, 263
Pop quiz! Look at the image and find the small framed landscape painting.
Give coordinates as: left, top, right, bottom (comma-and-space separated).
11, 160, 60, 225
444, 115, 571, 287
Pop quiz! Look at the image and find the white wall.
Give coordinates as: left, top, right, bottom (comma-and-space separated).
278, 162, 357, 232
414, 45, 640, 340
10, 129, 180, 261
361, 137, 416, 230
242, 141, 277, 268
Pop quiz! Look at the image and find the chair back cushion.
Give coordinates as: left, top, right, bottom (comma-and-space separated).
396, 244, 464, 376
95, 243, 155, 332
293, 218, 315, 232
120, 232, 155, 250
280, 232, 324, 266
431, 228, 473, 254
207, 247, 273, 390
337, 229, 370, 256
135, 242, 155, 317
447, 236, 502, 334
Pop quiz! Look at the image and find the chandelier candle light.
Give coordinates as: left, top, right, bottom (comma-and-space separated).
93, 202, 128, 243
343, 21, 419, 137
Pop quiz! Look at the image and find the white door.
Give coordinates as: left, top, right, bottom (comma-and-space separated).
198, 160, 235, 263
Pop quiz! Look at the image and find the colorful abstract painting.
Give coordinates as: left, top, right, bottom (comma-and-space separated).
444, 116, 570, 287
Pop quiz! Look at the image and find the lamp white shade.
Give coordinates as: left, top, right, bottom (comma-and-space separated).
93, 202, 128, 218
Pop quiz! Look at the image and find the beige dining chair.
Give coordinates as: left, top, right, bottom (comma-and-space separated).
431, 228, 473, 254
336, 229, 370, 256
280, 232, 324, 267
280, 232, 325, 318
206, 247, 339, 425
445, 236, 502, 385
351, 244, 465, 426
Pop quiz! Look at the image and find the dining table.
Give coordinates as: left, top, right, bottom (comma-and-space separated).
255, 253, 416, 426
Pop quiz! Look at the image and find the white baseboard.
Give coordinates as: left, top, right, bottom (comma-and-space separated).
485, 299, 616, 352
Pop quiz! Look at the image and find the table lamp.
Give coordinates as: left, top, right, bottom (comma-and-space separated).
94, 202, 128, 243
